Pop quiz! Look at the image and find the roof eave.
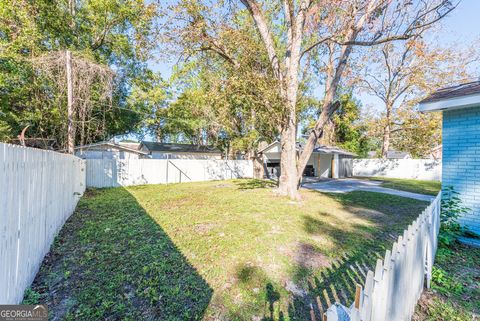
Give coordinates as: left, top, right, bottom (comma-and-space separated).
140, 141, 221, 153
75, 142, 148, 155
419, 93, 480, 112
258, 141, 280, 153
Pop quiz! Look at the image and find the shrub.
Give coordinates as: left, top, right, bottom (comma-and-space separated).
439, 186, 469, 246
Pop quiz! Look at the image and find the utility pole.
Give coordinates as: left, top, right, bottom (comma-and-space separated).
66, 50, 75, 154
66, 0, 75, 154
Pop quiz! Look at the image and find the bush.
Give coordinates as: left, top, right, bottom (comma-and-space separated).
431, 266, 464, 296
439, 186, 469, 246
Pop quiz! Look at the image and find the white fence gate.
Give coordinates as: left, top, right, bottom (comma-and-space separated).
0, 143, 86, 304
325, 192, 441, 321
85, 159, 254, 188
353, 159, 441, 181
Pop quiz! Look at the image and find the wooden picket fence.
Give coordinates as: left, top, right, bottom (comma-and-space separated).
0, 143, 86, 304
323, 192, 441, 321
85, 159, 254, 188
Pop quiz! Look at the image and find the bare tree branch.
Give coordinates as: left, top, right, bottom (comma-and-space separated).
240, 0, 283, 82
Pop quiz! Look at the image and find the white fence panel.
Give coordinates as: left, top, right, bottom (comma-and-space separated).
353, 159, 441, 181
325, 192, 441, 321
0, 143, 86, 304
85, 159, 254, 188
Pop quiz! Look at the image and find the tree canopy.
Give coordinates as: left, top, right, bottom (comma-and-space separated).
2, 0, 477, 189
0, 0, 159, 148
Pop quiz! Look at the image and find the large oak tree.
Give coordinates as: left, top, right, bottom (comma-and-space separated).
164, 0, 456, 198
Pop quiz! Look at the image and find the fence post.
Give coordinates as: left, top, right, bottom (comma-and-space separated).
166, 154, 169, 184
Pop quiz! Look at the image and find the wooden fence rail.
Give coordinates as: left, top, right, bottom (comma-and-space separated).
0, 143, 86, 304
324, 192, 441, 321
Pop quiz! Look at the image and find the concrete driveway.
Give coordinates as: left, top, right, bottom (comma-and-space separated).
303, 178, 434, 202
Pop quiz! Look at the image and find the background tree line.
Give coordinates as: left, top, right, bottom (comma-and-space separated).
0, 0, 159, 149
1, 0, 479, 198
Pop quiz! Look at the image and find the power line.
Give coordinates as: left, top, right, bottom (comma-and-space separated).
55, 95, 155, 115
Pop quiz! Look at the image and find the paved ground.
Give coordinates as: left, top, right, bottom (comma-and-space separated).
303, 178, 435, 202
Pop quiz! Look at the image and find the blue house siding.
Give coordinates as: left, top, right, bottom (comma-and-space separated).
442, 106, 480, 234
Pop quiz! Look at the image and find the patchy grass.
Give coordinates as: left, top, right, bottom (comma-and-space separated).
360, 177, 441, 195
414, 242, 480, 320
24, 179, 430, 321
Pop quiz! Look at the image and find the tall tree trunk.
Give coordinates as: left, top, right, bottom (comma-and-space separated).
296, 107, 332, 181
381, 124, 390, 158
381, 103, 392, 158
296, 46, 349, 181
296, 0, 379, 182
277, 51, 302, 197
250, 150, 264, 179
278, 111, 298, 198
240, 0, 310, 199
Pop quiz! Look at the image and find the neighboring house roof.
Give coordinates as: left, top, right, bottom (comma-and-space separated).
258, 140, 357, 157
74, 142, 149, 155
312, 145, 357, 157
257, 141, 279, 153
118, 142, 140, 150
140, 141, 222, 154
386, 150, 411, 159
419, 80, 480, 112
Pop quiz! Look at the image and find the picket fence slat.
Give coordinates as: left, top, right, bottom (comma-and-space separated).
0, 143, 85, 304
325, 192, 441, 321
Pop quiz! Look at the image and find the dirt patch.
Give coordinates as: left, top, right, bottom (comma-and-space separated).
280, 242, 331, 270
343, 206, 385, 220
295, 243, 331, 269
50, 297, 76, 321
194, 222, 217, 234
413, 291, 436, 321
83, 188, 101, 198
215, 183, 232, 188
76, 207, 94, 216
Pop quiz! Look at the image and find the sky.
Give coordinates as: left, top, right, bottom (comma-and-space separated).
127, 0, 480, 142
438, 0, 479, 44
357, 0, 480, 111
152, 1, 480, 80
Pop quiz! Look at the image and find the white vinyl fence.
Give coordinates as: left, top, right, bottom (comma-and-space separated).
0, 143, 86, 304
353, 159, 441, 181
324, 192, 441, 321
85, 159, 254, 188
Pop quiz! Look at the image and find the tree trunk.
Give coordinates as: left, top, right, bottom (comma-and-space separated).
277, 43, 303, 198
240, 0, 310, 199
296, 109, 331, 180
277, 115, 299, 199
296, 31, 356, 181
381, 103, 392, 159
252, 151, 264, 179
381, 124, 390, 158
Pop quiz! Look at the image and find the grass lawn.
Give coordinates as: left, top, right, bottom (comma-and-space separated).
360, 177, 441, 196
414, 242, 480, 320
23, 179, 431, 321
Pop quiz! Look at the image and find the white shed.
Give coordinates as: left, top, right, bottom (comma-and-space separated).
258, 141, 356, 179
